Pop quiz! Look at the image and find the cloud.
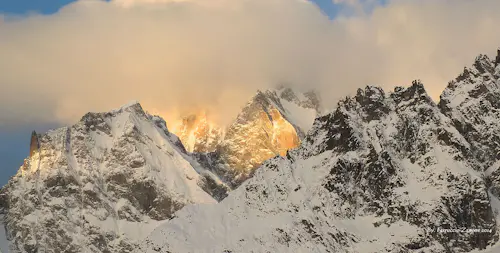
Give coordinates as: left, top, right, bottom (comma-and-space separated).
112, 0, 228, 8
1, 0, 500, 128
338, 0, 500, 97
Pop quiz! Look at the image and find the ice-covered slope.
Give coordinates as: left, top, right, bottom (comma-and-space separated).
138, 82, 498, 253
0, 102, 220, 253
194, 87, 321, 188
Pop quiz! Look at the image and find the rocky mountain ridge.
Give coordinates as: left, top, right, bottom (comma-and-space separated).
0, 87, 320, 253
439, 49, 500, 198
2, 48, 500, 253
0, 102, 224, 253
138, 49, 500, 253
186, 87, 321, 188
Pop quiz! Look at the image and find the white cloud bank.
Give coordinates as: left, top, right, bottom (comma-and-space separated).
1, 0, 499, 127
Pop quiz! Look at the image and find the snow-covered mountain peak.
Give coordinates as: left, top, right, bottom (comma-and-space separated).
97, 101, 146, 116
302, 81, 440, 158
77, 101, 150, 138
0, 102, 223, 252
138, 80, 499, 253
438, 51, 500, 161
472, 54, 496, 79
172, 86, 321, 159
438, 50, 500, 200
442, 52, 498, 97
188, 86, 320, 188
4, 46, 500, 252
112, 100, 141, 111
475, 53, 492, 64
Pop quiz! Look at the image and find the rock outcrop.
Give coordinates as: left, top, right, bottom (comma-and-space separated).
29, 131, 39, 158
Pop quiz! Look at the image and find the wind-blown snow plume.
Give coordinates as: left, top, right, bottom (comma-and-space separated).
1, 0, 500, 127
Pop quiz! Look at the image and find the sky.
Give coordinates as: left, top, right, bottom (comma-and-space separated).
0, 0, 78, 15
0, 0, 500, 186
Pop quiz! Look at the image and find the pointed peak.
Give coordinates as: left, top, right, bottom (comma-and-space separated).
303, 90, 322, 113
399, 80, 426, 95
473, 54, 494, 75
278, 86, 299, 102
454, 66, 472, 83
450, 51, 497, 85
117, 100, 143, 111
274, 85, 321, 111
410, 79, 426, 91
252, 89, 270, 100
80, 101, 146, 125
390, 80, 433, 105
352, 86, 389, 121
110, 100, 145, 115
255, 88, 282, 103
356, 86, 385, 101
252, 89, 273, 103
412, 79, 423, 85
475, 54, 491, 63
29, 131, 40, 157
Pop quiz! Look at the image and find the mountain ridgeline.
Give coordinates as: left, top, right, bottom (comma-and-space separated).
0, 88, 320, 253
0, 103, 221, 252
138, 49, 500, 252
1, 48, 500, 253
191, 87, 321, 188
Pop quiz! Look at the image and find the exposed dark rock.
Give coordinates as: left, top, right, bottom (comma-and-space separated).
29, 131, 39, 158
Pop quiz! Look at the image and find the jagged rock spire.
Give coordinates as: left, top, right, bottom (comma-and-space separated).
495, 47, 500, 66
29, 130, 39, 158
